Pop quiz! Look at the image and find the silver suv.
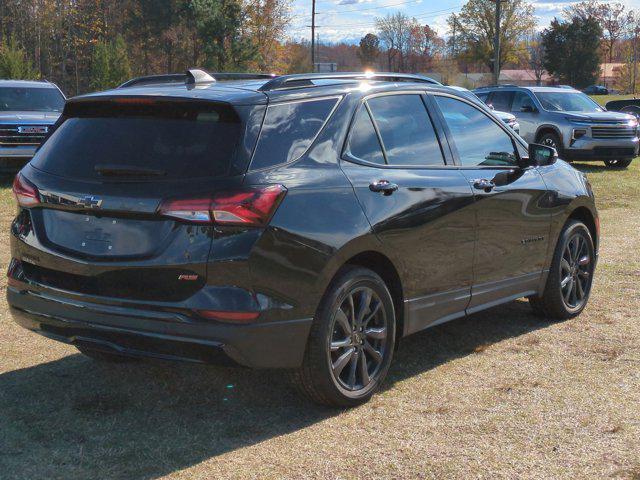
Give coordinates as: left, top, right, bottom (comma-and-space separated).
0, 80, 65, 173
474, 85, 639, 169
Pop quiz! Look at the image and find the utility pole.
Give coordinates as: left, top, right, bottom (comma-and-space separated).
493, 0, 503, 85
311, 0, 316, 70
633, 26, 638, 95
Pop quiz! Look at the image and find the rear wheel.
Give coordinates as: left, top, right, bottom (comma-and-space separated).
294, 266, 396, 407
76, 345, 138, 363
604, 158, 633, 169
529, 220, 595, 320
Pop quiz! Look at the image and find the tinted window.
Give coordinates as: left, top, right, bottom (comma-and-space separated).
475, 92, 489, 103
251, 98, 338, 170
435, 96, 518, 167
367, 95, 444, 166
0, 87, 64, 112
511, 92, 535, 112
534, 92, 602, 113
346, 107, 384, 164
32, 104, 241, 179
490, 91, 513, 111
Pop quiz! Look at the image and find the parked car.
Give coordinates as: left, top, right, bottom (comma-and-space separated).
8, 71, 599, 407
474, 85, 638, 168
449, 86, 520, 133
0, 80, 65, 173
582, 85, 609, 95
604, 97, 640, 121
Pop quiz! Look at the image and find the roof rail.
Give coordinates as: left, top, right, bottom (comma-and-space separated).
476, 84, 519, 89
258, 72, 441, 91
119, 70, 276, 88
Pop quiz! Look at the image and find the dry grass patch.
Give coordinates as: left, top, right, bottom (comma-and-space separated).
1, 162, 640, 479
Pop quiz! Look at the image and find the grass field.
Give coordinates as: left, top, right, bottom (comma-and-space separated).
591, 94, 638, 107
1, 161, 640, 479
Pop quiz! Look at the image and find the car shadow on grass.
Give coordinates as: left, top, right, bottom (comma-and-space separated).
0, 299, 550, 480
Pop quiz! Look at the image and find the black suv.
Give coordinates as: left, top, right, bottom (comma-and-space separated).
8, 71, 599, 407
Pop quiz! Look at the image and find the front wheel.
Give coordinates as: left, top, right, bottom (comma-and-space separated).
293, 266, 396, 407
538, 132, 563, 156
604, 158, 633, 169
529, 220, 595, 320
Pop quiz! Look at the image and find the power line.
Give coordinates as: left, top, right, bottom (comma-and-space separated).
316, 0, 424, 15
310, 5, 463, 29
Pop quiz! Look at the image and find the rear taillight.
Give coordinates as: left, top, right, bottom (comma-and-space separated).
12, 173, 40, 207
159, 185, 286, 227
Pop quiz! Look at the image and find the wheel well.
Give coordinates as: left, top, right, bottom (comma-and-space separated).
344, 251, 405, 341
535, 126, 561, 143
568, 207, 598, 251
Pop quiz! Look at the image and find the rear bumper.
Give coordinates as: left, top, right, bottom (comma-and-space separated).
7, 286, 313, 368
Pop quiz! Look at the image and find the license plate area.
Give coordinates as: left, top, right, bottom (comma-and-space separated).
38, 209, 173, 258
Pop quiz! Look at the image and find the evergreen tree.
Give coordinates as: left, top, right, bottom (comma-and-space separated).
0, 37, 39, 80
542, 16, 602, 88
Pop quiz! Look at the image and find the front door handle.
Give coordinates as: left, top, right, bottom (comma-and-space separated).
369, 179, 398, 196
472, 178, 495, 192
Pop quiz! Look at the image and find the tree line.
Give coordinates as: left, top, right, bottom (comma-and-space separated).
0, 0, 290, 95
2, 0, 640, 95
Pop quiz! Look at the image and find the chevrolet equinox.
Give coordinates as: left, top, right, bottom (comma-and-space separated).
7, 71, 599, 407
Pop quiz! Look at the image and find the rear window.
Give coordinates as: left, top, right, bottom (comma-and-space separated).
31, 102, 242, 180
250, 97, 339, 170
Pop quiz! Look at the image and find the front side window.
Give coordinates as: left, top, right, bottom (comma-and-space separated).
345, 107, 385, 164
366, 94, 444, 166
511, 92, 536, 112
251, 97, 338, 170
435, 95, 518, 167
534, 92, 602, 113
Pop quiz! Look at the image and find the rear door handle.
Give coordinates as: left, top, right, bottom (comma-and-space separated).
471, 178, 495, 192
369, 180, 398, 196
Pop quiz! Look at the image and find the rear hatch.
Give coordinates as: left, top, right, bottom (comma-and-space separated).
16, 97, 262, 302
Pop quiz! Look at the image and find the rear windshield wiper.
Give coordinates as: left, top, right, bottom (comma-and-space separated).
95, 164, 166, 177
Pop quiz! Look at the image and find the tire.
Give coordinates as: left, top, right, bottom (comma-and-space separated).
538, 132, 563, 156
76, 345, 138, 363
529, 220, 595, 320
293, 266, 396, 407
603, 158, 633, 169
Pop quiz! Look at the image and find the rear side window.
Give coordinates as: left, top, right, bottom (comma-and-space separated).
250, 97, 338, 170
345, 107, 385, 164
367, 94, 444, 166
490, 91, 513, 111
32, 102, 242, 180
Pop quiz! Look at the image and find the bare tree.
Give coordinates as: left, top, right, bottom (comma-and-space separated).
527, 33, 545, 86
375, 12, 413, 72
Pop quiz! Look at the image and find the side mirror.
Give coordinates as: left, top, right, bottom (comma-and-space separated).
523, 143, 558, 167
521, 104, 536, 113
487, 103, 495, 110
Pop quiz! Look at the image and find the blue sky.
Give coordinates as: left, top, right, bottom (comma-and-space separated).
288, 0, 640, 44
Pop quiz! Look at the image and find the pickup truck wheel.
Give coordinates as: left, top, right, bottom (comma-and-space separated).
538, 132, 562, 156
529, 220, 595, 320
293, 266, 396, 407
604, 158, 632, 169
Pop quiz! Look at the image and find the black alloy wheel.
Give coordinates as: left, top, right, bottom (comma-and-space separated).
294, 266, 396, 407
529, 220, 595, 319
328, 286, 388, 393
